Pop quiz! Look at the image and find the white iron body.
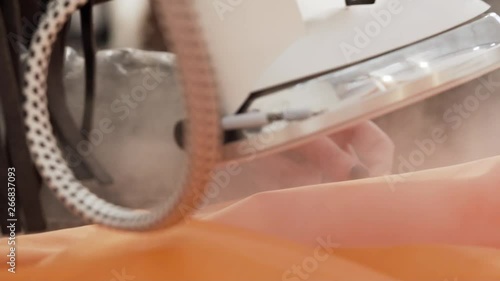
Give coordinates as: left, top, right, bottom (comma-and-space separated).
196, 0, 489, 114
193, 0, 500, 161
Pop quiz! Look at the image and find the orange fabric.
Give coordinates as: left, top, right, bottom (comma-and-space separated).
2, 221, 500, 281
2, 156, 500, 280
201, 156, 500, 248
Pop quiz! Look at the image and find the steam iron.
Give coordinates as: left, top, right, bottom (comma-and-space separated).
186, 0, 500, 162
15, 0, 500, 231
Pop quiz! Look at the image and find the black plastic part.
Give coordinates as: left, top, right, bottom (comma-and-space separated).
47, 22, 113, 185
174, 121, 185, 149
174, 120, 240, 149
345, 0, 375, 6
345, 0, 376, 5
80, 0, 97, 134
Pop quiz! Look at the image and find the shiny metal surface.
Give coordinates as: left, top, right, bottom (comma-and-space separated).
223, 13, 500, 162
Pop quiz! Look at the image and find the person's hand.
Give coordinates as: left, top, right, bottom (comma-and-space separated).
215, 121, 394, 201
290, 120, 395, 182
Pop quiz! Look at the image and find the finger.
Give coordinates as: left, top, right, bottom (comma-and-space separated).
289, 136, 362, 182
332, 121, 394, 176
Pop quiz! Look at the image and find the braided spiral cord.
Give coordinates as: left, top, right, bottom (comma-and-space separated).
22, 0, 222, 230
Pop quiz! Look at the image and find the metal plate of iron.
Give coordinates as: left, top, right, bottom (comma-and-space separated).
222, 13, 500, 163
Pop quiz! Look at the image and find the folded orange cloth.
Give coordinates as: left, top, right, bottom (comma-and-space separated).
1, 220, 500, 281
2, 156, 500, 280
201, 155, 500, 248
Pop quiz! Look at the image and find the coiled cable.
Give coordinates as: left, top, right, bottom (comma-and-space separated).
22, 0, 222, 230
